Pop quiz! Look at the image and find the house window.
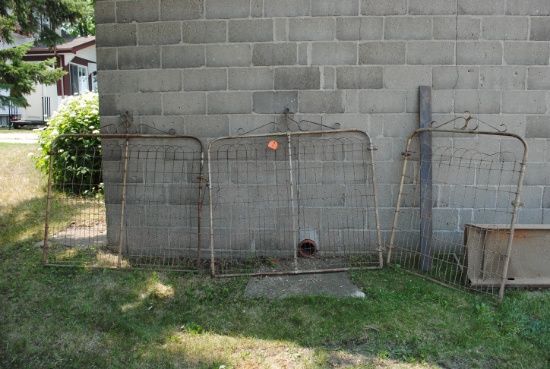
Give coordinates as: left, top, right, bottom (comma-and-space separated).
69, 64, 89, 95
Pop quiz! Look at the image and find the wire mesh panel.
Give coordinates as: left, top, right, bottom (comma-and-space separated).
387, 126, 527, 300
43, 134, 204, 271
208, 130, 382, 276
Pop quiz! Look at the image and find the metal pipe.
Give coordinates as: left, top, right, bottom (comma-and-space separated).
207, 144, 216, 277
498, 137, 529, 302
42, 149, 56, 265
117, 138, 129, 268
287, 132, 299, 272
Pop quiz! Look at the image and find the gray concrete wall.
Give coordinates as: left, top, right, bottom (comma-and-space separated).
95, 0, 550, 254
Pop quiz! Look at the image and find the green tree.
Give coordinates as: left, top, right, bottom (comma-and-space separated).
0, 0, 95, 108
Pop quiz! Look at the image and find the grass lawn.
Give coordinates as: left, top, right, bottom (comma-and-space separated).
1, 142, 549, 369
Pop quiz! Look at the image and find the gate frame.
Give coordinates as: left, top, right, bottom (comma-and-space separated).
207, 128, 383, 277
42, 133, 205, 270
386, 126, 528, 301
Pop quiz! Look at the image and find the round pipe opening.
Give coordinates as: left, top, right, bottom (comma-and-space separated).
298, 239, 317, 258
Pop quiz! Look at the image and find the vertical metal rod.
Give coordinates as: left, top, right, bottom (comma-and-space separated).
387, 136, 414, 265
287, 132, 299, 272
197, 152, 204, 269
42, 148, 56, 265
117, 138, 130, 269
498, 142, 528, 302
368, 141, 384, 268
207, 145, 216, 277
419, 86, 433, 271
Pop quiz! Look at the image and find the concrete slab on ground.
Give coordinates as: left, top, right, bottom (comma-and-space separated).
244, 272, 366, 299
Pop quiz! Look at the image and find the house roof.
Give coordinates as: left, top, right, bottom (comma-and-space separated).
26, 36, 96, 54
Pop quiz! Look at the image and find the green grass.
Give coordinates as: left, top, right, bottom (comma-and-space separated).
1, 142, 549, 368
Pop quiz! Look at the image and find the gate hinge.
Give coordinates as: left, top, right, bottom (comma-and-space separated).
511, 201, 524, 207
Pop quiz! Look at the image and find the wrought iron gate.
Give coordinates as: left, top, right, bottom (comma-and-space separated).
42, 133, 204, 271
207, 124, 382, 277
386, 118, 528, 300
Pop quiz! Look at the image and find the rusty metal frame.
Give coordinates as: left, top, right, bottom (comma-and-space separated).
207, 129, 383, 277
42, 133, 205, 271
387, 127, 528, 301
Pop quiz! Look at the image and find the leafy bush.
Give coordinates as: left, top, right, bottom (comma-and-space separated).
36, 92, 102, 196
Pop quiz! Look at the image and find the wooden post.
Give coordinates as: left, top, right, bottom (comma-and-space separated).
419, 86, 433, 271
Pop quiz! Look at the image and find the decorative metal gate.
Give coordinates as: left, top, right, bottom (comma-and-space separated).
207, 119, 382, 276
42, 133, 205, 271
386, 118, 528, 300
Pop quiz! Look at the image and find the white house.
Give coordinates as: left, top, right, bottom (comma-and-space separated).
0, 35, 97, 128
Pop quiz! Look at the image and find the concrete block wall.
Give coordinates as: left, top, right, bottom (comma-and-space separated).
95, 0, 550, 254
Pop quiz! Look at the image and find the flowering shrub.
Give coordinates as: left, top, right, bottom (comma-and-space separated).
36, 92, 102, 196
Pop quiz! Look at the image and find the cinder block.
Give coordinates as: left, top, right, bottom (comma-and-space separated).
118, 46, 161, 70
384, 66, 431, 89
96, 24, 136, 47
311, 42, 357, 65
454, 90, 501, 114
207, 44, 251, 67
275, 67, 321, 90
433, 17, 480, 40
476, 114, 526, 136
94, 1, 116, 24
251, 0, 263, 17
229, 19, 273, 43
506, 0, 550, 16
298, 43, 308, 65
456, 42, 502, 65
138, 22, 181, 46
504, 42, 550, 65
229, 68, 274, 90
119, 93, 162, 116
502, 91, 547, 114
264, 0, 310, 17
139, 70, 182, 92
139, 115, 186, 135
527, 67, 550, 90
252, 43, 297, 66
336, 17, 383, 41
298, 91, 344, 113
517, 209, 544, 224
343, 90, 359, 113
433, 66, 479, 90
97, 70, 140, 93
162, 45, 205, 68
160, 0, 203, 21
432, 90, 454, 113
383, 114, 418, 137
274, 18, 287, 41
524, 163, 550, 185
98, 93, 119, 117
517, 186, 544, 208
289, 18, 336, 41
482, 17, 528, 41
182, 21, 226, 44
544, 186, 550, 207
361, 0, 406, 15
336, 66, 383, 89
311, 0, 359, 16
205, 0, 250, 18
163, 92, 206, 115
410, 0, 457, 14
116, 0, 159, 23
96, 48, 117, 71
359, 42, 406, 65
407, 41, 455, 65
184, 115, 229, 137
253, 91, 298, 114
530, 18, 550, 41
385, 17, 432, 40
208, 92, 252, 114
479, 66, 526, 90
358, 90, 406, 113
323, 67, 336, 90
458, 0, 505, 15
526, 116, 550, 138
184, 68, 227, 91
